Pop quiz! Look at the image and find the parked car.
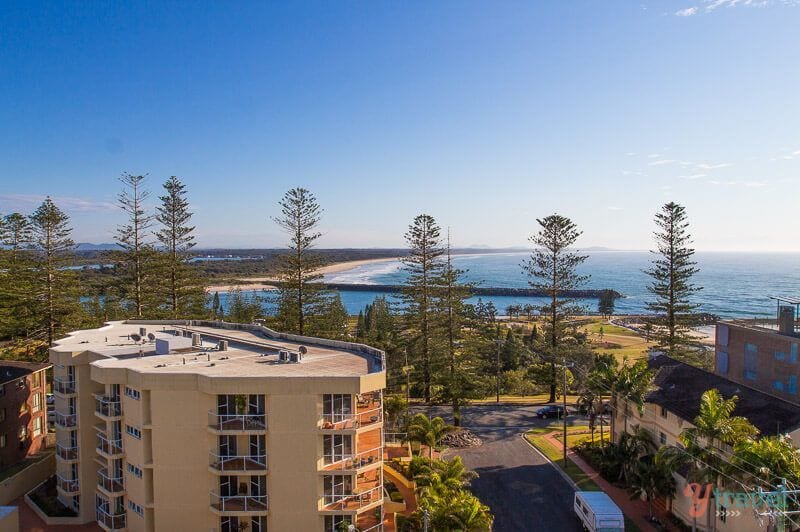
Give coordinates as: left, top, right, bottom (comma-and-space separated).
536, 405, 566, 419
574, 491, 624, 531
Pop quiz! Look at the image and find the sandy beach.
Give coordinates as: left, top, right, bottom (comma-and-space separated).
205, 256, 399, 292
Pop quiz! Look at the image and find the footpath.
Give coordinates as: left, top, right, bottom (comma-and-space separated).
540, 431, 679, 532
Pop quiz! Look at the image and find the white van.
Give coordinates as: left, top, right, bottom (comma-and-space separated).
574, 491, 625, 532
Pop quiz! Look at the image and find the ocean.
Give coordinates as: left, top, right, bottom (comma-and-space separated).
219, 251, 800, 318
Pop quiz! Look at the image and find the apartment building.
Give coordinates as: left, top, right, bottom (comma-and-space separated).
714, 296, 800, 405
50, 320, 386, 532
615, 354, 800, 532
0, 361, 50, 470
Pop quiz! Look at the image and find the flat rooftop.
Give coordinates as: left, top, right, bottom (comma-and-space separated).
53, 321, 384, 378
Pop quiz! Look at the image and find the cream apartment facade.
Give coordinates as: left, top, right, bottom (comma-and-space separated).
614, 354, 800, 532
51, 320, 387, 532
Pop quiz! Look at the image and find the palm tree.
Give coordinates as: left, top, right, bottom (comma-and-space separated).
614, 359, 653, 436
407, 414, 456, 459
618, 425, 657, 483
628, 454, 677, 520
416, 456, 477, 493
444, 493, 494, 531
733, 434, 800, 489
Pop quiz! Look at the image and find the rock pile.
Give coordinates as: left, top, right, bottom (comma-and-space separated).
441, 429, 482, 448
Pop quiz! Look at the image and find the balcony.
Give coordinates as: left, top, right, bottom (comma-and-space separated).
322, 446, 382, 472
53, 376, 76, 396
54, 411, 78, 430
97, 468, 125, 496
321, 405, 382, 431
94, 395, 122, 419
56, 474, 79, 495
207, 411, 267, 434
96, 432, 124, 458
210, 492, 268, 516
56, 443, 79, 461
209, 452, 268, 474
321, 485, 383, 512
96, 508, 126, 531
357, 511, 386, 532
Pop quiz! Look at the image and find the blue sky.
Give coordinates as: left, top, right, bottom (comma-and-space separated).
1, 1, 799, 250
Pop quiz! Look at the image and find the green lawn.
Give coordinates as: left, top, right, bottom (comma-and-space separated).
524, 430, 600, 491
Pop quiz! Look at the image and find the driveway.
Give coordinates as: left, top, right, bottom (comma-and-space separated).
414, 404, 586, 532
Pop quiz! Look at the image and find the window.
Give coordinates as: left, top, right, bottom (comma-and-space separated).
31, 371, 41, 389
743, 343, 758, 381
18, 425, 27, 440
775, 351, 786, 361
660, 406, 668, 418
0, 435, 5, 448
717, 324, 729, 347
19, 402, 28, 415
127, 500, 144, 517
789, 375, 798, 395
32, 393, 42, 413
792, 343, 799, 363
17, 378, 25, 390
33, 417, 42, 438
127, 463, 143, 478
659, 432, 667, 445
716, 348, 729, 374
125, 425, 142, 440
775, 380, 785, 391
124, 387, 140, 401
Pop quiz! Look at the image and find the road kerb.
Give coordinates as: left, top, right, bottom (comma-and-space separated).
518, 432, 578, 491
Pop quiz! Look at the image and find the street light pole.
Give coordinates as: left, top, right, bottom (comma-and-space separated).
562, 356, 573, 466
496, 328, 502, 403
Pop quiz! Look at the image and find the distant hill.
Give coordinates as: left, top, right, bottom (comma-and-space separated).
75, 243, 120, 251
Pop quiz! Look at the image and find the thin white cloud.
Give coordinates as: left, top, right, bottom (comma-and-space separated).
647, 153, 661, 158
648, 159, 676, 166
0, 194, 117, 213
709, 180, 738, 186
695, 162, 732, 170
677, 0, 795, 16
676, 6, 699, 15
680, 173, 708, 180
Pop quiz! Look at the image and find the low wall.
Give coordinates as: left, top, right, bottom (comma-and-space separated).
0, 451, 54, 506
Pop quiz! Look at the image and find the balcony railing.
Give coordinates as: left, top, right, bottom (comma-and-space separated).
209, 452, 268, 473
56, 443, 78, 461
97, 468, 125, 494
207, 411, 267, 432
56, 474, 79, 494
384, 432, 407, 444
96, 432, 124, 457
321, 406, 382, 430
322, 485, 383, 511
210, 492, 269, 514
96, 507, 126, 531
94, 395, 122, 418
53, 376, 76, 395
322, 446, 382, 471
54, 411, 77, 428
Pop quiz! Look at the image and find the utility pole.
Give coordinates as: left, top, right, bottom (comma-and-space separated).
423, 508, 429, 532
404, 348, 411, 405
562, 357, 573, 466
496, 327, 502, 403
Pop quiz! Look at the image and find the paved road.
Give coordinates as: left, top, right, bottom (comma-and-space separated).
414, 404, 586, 532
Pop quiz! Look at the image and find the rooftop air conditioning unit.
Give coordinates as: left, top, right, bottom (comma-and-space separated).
218, 340, 228, 351
289, 352, 300, 363
279, 350, 289, 362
